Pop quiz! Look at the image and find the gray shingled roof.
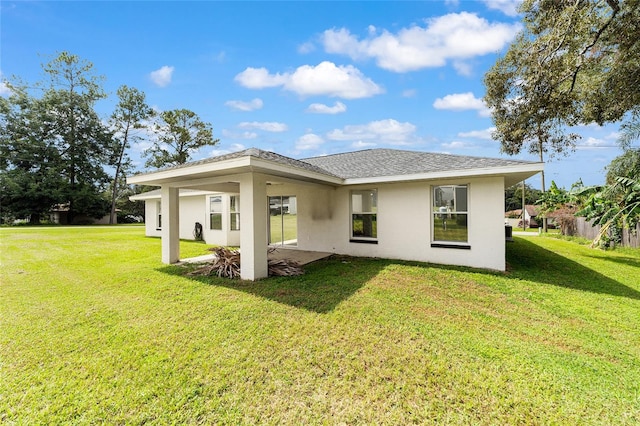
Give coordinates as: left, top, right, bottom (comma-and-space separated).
303, 149, 535, 179
136, 148, 338, 178
133, 147, 537, 181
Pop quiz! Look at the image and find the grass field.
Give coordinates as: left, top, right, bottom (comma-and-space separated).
1, 226, 639, 424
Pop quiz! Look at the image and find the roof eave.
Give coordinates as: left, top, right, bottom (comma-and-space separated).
127, 155, 343, 187
342, 163, 544, 186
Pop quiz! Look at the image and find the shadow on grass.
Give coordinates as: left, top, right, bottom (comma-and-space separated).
584, 254, 640, 269
506, 237, 640, 300
157, 256, 388, 314
158, 237, 639, 313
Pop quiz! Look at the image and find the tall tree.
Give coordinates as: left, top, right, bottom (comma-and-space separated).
484, 0, 639, 230
505, 182, 543, 212
143, 109, 219, 169
605, 148, 640, 185
43, 52, 113, 222
0, 86, 65, 223
108, 85, 153, 224
485, 0, 639, 134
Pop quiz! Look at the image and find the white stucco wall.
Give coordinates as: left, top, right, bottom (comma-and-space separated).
143, 196, 206, 241
144, 200, 162, 238
268, 177, 506, 271
201, 193, 241, 247
143, 176, 507, 270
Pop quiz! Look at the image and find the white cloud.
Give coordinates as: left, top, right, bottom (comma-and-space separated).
295, 133, 325, 150
458, 127, 496, 140
149, 65, 174, 87
327, 119, 417, 146
238, 121, 288, 132
352, 141, 378, 149
225, 98, 264, 112
441, 141, 474, 150
210, 143, 247, 157
321, 12, 521, 73
234, 67, 287, 88
234, 61, 383, 99
577, 137, 611, 150
433, 92, 491, 117
605, 131, 620, 140
483, 0, 521, 17
0, 81, 10, 96
298, 41, 316, 54
0, 72, 10, 96
221, 129, 258, 140
306, 101, 347, 114
402, 89, 417, 98
452, 60, 473, 76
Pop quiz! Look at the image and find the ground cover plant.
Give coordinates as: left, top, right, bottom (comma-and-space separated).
1, 226, 639, 424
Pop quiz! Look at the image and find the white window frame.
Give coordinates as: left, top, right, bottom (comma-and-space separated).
229, 195, 240, 231
209, 196, 223, 230
156, 201, 162, 230
350, 189, 378, 243
431, 184, 469, 247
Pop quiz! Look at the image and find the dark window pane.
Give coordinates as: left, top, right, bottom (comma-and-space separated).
352, 214, 377, 238
210, 213, 222, 230
433, 213, 467, 242
230, 213, 240, 231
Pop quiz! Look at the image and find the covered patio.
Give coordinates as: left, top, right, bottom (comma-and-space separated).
128, 149, 341, 280
129, 147, 543, 278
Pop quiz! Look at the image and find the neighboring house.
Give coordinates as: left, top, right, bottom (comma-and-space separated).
50, 204, 115, 225
128, 148, 543, 280
505, 205, 539, 228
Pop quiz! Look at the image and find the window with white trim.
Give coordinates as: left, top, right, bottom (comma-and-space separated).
229, 195, 240, 231
209, 196, 222, 230
156, 201, 162, 230
432, 185, 468, 244
351, 189, 377, 242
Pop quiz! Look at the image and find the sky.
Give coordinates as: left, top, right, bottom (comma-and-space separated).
0, 0, 626, 189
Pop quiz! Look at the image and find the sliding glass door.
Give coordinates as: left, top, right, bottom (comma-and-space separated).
268, 196, 297, 246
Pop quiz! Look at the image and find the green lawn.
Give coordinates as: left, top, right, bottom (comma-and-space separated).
1, 226, 639, 424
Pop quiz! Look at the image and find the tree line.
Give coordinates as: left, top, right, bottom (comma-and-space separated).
1, 52, 219, 224
484, 0, 639, 238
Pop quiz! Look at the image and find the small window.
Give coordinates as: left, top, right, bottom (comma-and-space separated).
351, 189, 377, 241
156, 201, 162, 230
209, 196, 222, 230
229, 195, 240, 231
432, 185, 468, 244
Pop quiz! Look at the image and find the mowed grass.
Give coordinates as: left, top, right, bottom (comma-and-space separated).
1, 226, 639, 424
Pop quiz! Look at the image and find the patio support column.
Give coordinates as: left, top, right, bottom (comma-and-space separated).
161, 186, 180, 264
239, 173, 268, 280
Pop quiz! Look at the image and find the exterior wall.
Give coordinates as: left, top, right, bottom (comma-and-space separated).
201, 193, 241, 247
268, 177, 506, 271
144, 196, 206, 241
144, 176, 507, 270
179, 196, 207, 241
144, 200, 161, 238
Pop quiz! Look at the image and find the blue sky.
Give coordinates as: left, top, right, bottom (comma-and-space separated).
1, 1, 625, 189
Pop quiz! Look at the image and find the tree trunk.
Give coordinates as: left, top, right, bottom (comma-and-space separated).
29, 212, 41, 225
539, 148, 548, 233
110, 125, 130, 225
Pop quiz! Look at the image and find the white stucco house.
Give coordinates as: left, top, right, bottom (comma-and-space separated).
128, 148, 543, 280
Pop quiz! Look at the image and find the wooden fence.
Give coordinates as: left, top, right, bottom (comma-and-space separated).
575, 217, 640, 248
